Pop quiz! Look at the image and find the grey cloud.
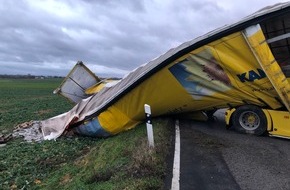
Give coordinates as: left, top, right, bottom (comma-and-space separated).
0, 0, 287, 77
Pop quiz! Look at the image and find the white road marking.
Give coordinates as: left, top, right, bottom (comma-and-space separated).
171, 119, 180, 190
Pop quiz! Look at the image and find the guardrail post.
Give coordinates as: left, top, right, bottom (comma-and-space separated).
144, 104, 154, 148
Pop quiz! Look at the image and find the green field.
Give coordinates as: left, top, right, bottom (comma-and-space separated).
0, 78, 73, 132
0, 78, 173, 190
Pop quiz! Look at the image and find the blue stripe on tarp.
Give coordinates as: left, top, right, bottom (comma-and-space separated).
74, 118, 111, 137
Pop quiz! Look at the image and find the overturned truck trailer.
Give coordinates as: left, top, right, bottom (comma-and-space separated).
43, 2, 290, 140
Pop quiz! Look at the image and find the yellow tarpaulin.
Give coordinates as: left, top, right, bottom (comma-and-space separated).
41, 3, 290, 139
97, 29, 283, 134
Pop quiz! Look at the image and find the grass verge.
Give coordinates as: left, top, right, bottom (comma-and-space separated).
1, 119, 173, 190
0, 77, 174, 190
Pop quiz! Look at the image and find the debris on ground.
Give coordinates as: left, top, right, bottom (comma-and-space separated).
0, 133, 12, 144
14, 120, 35, 130
1, 120, 77, 144
12, 121, 43, 142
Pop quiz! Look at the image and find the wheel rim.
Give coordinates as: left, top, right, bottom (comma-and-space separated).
238, 111, 260, 130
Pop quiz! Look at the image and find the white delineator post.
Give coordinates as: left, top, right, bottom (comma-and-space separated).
144, 104, 154, 148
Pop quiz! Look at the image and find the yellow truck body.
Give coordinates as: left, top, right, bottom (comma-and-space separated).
43, 3, 290, 139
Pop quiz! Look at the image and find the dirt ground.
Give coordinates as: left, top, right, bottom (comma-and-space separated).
178, 110, 290, 190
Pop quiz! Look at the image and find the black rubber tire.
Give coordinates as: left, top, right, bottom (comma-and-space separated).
232, 105, 267, 136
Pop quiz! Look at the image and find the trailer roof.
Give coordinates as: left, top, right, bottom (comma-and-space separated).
84, 2, 290, 118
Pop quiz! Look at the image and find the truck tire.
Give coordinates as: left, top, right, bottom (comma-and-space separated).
232, 105, 267, 136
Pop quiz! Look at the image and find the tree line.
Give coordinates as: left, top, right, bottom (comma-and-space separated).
0, 74, 63, 79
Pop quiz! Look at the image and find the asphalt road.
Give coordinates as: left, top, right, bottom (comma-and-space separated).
178, 110, 290, 190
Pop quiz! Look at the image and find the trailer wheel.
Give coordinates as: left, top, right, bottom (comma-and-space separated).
232, 105, 267, 136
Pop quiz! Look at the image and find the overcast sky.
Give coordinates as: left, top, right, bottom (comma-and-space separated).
0, 0, 288, 77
